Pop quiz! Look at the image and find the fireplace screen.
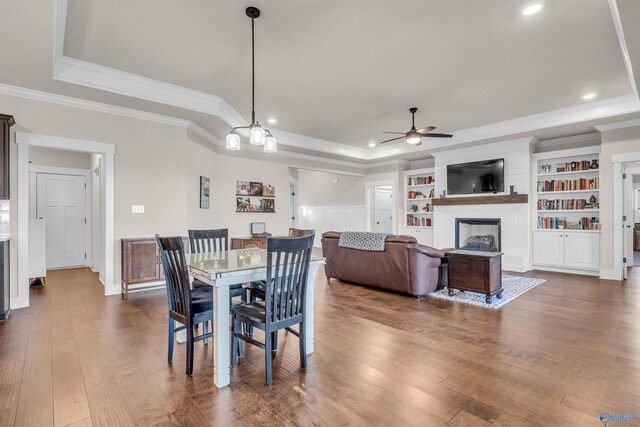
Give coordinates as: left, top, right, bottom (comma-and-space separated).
455, 218, 501, 252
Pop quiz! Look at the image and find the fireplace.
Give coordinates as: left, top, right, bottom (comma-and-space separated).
455, 218, 501, 252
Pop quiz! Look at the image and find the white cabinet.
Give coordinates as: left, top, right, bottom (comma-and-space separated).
564, 232, 599, 269
401, 227, 434, 246
533, 231, 564, 267
532, 230, 599, 270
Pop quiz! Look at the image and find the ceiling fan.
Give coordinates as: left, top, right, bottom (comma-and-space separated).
379, 107, 453, 145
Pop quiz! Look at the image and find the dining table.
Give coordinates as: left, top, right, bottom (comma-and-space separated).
187, 248, 325, 388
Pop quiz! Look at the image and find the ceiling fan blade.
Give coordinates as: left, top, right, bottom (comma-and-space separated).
417, 126, 435, 134
383, 132, 406, 135
423, 133, 453, 138
379, 136, 405, 144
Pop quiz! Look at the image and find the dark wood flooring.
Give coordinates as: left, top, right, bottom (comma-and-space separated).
2, 266, 640, 426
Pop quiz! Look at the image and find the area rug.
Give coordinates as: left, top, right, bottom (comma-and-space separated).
428, 275, 546, 309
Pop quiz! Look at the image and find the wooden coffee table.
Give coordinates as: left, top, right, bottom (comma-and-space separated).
447, 250, 503, 304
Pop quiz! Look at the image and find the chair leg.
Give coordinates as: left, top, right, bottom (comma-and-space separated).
271, 331, 278, 353
231, 318, 240, 367
167, 317, 175, 364
186, 324, 194, 376
203, 321, 209, 345
299, 321, 307, 369
265, 331, 273, 386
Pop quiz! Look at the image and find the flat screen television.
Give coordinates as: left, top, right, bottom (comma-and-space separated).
447, 158, 504, 195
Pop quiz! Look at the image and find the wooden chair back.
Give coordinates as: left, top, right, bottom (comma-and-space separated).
264, 234, 314, 325
188, 229, 229, 253
156, 235, 192, 323
288, 228, 315, 238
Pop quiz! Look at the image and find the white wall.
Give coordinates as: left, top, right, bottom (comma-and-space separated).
298, 169, 365, 207
29, 146, 90, 169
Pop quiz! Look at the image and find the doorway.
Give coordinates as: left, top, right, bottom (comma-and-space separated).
365, 181, 396, 234
35, 173, 88, 268
374, 186, 393, 233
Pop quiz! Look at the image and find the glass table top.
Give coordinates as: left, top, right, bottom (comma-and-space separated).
187, 248, 324, 277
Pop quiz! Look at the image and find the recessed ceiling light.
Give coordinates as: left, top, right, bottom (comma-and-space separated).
267, 117, 277, 124
368, 142, 376, 147
582, 93, 597, 100
522, 2, 544, 15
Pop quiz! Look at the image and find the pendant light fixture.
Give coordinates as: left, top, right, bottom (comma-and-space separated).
226, 6, 277, 153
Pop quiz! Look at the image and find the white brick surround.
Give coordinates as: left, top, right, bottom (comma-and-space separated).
434, 204, 531, 272
432, 138, 535, 273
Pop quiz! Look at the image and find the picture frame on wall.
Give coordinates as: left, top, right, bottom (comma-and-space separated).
263, 198, 275, 213
263, 184, 275, 197
236, 197, 265, 212
200, 176, 210, 209
236, 180, 250, 196
249, 182, 263, 196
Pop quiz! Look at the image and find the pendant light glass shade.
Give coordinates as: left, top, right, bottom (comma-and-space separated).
264, 135, 277, 153
226, 131, 241, 150
250, 124, 266, 145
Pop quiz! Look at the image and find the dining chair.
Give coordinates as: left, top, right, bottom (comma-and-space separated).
249, 228, 315, 303
288, 228, 315, 238
231, 234, 315, 385
156, 234, 214, 376
188, 229, 247, 303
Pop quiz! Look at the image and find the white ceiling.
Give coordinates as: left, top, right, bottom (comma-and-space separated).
1, 0, 640, 163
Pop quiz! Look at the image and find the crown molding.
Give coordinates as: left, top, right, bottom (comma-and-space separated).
594, 118, 640, 132
608, 0, 638, 98
536, 132, 601, 147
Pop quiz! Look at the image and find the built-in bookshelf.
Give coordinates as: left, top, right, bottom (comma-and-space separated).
401, 168, 435, 245
534, 150, 600, 232
531, 146, 601, 274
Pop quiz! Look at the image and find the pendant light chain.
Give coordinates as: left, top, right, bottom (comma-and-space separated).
226, 6, 277, 153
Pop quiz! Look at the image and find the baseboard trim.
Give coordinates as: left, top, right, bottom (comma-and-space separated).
10, 295, 29, 309
532, 265, 601, 277
104, 284, 121, 296
599, 269, 623, 281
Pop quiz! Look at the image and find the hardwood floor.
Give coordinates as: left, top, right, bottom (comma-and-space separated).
2, 266, 640, 426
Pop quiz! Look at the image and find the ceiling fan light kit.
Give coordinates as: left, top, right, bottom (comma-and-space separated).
379, 107, 453, 146
225, 6, 277, 153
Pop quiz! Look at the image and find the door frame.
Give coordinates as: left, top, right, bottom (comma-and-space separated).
14, 132, 116, 309
611, 151, 640, 281
29, 166, 91, 269
288, 175, 298, 229
364, 180, 397, 234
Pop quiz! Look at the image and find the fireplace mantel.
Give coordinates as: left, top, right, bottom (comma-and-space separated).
432, 194, 528, 206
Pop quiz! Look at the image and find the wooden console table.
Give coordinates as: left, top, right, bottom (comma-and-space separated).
447, 250, 503, 304
231, 237, 268, 250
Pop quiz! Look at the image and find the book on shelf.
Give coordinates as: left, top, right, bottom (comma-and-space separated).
406, 215, 432, 227
537, 177, 598, 192
537, 198, 598, 210
553, 160, 597, 173
407, 189, 434, 199
537, 216, 600, 230
407, 176, 435, 186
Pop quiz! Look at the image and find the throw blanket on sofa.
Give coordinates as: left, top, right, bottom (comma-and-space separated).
338, 231, 391, 252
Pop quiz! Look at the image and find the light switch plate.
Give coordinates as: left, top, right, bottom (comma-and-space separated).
131, 204, 145, 214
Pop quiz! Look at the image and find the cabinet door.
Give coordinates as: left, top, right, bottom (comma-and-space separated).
533, 231, 564, 267
564, 233, 600, 270
124, 240, 160, 283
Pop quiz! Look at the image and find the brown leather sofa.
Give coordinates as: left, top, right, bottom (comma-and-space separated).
321, 231, 449, 298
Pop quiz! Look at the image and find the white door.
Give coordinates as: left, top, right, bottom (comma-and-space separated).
374, 187, 393, 233
564, 233, 600, 270
36, 173, 87, 269
532, 231, 564, 267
